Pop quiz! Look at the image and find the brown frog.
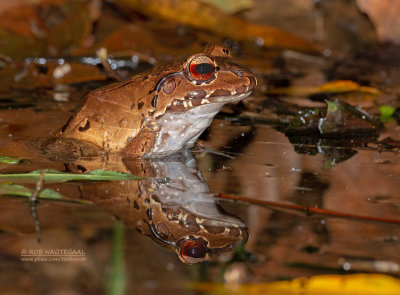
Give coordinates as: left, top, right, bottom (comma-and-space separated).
42, 45, 256, 158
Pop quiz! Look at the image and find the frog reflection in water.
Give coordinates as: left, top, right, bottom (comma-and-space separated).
74, 153, 248, 264
41, 44, 256, 158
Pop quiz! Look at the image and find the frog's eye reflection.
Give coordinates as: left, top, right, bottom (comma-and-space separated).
188, 55, 215, 81
180, 239, 207, 264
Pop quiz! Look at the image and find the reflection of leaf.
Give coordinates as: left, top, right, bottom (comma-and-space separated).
0, 169, 143, 183
0, 184, 61, 199
194, 274, 400, 295
114, 0, 321, 52
0, 183, 92, 204
0, 156, 24, 165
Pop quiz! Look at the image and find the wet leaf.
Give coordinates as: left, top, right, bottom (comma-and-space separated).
114, 0, 322, 52
0, 156, 24, 165
39, 188, 63, 200
0, 183, 92, 204
319, 99, 382, 136
0, 169, 143, 183
286, 99, 382, 137
0, 183, 61, 199
194, 274, 400, 295
0, 183, 36, 198
372, 137, 400, 152
285, 108, 322, 136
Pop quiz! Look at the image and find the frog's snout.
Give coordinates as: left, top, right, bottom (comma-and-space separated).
246, 75, 257, 92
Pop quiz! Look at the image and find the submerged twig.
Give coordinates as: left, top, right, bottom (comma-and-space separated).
217, 193, 400, 226
195, 142, 236, 159
29, 170, 45, 243
0, 53, 13, 64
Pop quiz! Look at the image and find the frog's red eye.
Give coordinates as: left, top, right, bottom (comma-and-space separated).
180, 239, 207, 264
188, 55, 215, 81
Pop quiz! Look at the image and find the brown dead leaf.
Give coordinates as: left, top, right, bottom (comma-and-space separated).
266, 80, 382, 99
0, 5, 41, 37
0, 29, 45, 60
49, 62, 107, 84
44, 1, 93, 56
113, 0, 322, 53
0, 60, 107, 91
73, 14, 203, 63
0, 0, 93, 59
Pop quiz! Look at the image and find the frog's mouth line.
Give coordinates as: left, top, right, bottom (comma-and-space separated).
166, 91, 252, 112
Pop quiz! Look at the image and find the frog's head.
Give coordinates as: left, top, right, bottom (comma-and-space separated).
149, 44, 257, 116
143, 44, 257, 156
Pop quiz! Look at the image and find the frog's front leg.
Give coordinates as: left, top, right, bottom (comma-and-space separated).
35, 137, 104, 161
122, 125, 158, 157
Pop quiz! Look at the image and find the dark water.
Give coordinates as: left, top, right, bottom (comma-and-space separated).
0, 61, 399, 295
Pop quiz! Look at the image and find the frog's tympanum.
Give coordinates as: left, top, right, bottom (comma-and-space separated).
76, 152, 248, 264
58, 45, 256, 158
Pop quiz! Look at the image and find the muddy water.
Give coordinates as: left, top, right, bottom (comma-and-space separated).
0, 70, 399, 294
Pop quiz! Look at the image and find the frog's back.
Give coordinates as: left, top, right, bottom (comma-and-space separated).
62, 77, 155, 153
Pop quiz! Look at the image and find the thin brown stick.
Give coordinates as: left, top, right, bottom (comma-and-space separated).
217, 193, 400, 225
0, 53, 13, 63
29, 170, 46, 243
96, 47, 124, 82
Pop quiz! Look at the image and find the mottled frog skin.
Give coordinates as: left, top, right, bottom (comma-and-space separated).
59, 45, 256, 157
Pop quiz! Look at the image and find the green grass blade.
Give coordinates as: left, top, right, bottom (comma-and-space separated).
0, 169, 144, 183
107, 221, 126, 295
0, 156, 24, 164
0, 183, 92, 204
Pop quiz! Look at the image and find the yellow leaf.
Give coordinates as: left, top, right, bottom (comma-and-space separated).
194, 274, 400, 295
318, 80, 382, 95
